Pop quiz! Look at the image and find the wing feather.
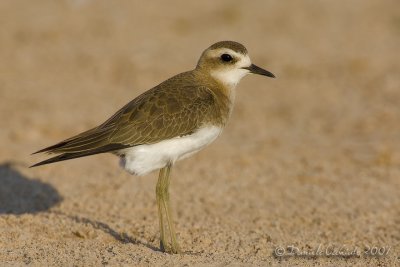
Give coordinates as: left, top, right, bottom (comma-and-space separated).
31, 71, 225, 167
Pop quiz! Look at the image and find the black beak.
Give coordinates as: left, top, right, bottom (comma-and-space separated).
243, 64, 275, 78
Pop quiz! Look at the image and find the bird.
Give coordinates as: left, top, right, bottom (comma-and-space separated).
31, 40, 275, 254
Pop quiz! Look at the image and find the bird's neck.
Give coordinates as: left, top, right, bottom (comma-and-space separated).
193, 69, 236, 125
194, 68, 237, 100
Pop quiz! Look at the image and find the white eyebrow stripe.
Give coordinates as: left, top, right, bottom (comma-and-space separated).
208, 49, 251, 67
207, 48, 246, 58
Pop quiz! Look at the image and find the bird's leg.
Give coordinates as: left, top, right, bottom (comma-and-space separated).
156, 167, 168, 252
156, 164, 181, 254
162, 164, 181, 254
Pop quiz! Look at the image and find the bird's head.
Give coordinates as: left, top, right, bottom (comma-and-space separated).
196, 41, 275, 87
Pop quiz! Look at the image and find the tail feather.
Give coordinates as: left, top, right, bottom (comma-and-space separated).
32, 127, 109, 155
31, 143, 130, 167
32, 141, 69, 155
51, 130, 112, 153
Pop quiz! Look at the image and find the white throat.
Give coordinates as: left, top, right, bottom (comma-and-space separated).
210, 68, 249, 88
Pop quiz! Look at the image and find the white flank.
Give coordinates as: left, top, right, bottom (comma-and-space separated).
119, 126, 223, 176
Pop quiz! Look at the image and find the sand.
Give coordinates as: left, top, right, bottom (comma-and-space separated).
1, 0, 400, 266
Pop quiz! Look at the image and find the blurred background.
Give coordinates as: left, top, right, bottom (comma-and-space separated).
0, 0, 399, 265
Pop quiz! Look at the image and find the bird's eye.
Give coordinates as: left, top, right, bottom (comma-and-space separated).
220, 54, 233, 62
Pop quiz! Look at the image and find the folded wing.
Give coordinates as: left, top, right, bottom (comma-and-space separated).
31, 73, 218, 167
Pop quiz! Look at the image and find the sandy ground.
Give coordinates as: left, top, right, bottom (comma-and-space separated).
1, 0, 400, 266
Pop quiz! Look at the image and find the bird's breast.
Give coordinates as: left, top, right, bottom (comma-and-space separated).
119, 125, 223, 176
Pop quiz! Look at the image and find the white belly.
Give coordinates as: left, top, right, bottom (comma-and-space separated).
119, 125, 223, 176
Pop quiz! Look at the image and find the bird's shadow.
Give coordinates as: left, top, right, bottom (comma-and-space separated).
0, 162, 159, 252
52, 211, 160, 252
0, 161, 62, 214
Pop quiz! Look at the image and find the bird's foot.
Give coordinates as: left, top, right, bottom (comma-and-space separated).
160, 240, 181, 254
